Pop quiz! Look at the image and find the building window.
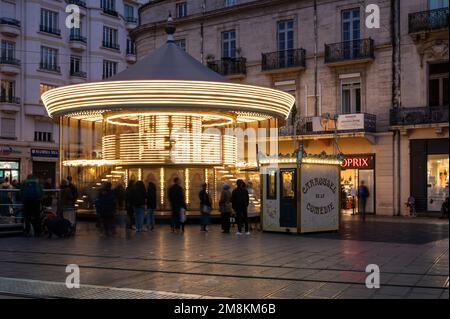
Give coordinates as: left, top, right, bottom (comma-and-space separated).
34, 121, 53, 143
0, 40, 16, 60
428, 62, 449, 107
342, 8, 360, 42
126, 38, 136, 55
174, 39, 186, 51
222, 30, 236, 58
124, 4, 137, 23
70, 56, 82, 74
277, 20, 294, 51
429, 0, 449, 10
0, 80, 15, 102
40, 46, 59, 71
40, 8, 60, 35
103, 26, 119, 49
176, 2, 188, 18
341, 81, 361, 114
101, 0, 116, 11
225, 0, 238, 7
103, 60, 117, 79
0, 118, 15, 139
70, 21, 82, 37
40, 83, 58, 102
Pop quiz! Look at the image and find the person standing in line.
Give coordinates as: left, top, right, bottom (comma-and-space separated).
231, 179, 250, 235
96, 182, 117, 236
125, 180, 135, 229
358, 181, 369, 222
131, 181, 147, 233
219, 184, 232, 233
168, 177, 186, 233
199, 183, 212, 232
146, 180, 157, 231
21, 175, 43, 236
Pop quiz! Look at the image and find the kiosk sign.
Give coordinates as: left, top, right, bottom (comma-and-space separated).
300, 164, 340, 233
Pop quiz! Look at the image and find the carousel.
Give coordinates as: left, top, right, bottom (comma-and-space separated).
41, 18, 295, 213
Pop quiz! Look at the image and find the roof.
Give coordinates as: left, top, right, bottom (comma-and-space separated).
107, 41, 228, 82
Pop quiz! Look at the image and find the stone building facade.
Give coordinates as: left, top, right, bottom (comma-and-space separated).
132, 0, 448, 215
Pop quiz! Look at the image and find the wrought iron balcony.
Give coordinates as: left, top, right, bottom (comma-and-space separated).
102, 8, 119, 17
39, 24, 61, 36
262, 48, 306, 72
279, 113, 377, 136
67, 0, 87, 8
390, 106, 449, 126
0, 57, 20, 65
0, 17, 20, 27
325, 38, 374, 64
102, 41, 120, 50
409, 7, 449, 34
70, 70, 87, 78
125, 17, 138, 24
39, 63, 60, 73
0, 95, 20, 104
207, 57, 246, 77
70, 34, 87, 43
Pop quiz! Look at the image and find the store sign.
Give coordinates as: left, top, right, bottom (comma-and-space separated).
31, 149, 59, 158
300, 164, 340, 233
342, 155, 375, 169
337, 113, 365, 130
0, 146, 22, 156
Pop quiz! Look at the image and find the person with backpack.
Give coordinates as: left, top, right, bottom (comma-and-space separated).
358, 180, 370, 222
231, 179, 250, 235
21, 175, 43, 236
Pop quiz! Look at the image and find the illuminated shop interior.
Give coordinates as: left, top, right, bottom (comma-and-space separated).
42, 19, 295, 213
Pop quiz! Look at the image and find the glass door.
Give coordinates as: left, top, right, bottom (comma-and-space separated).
358, 170, 374, 214
427, 155, 449, 211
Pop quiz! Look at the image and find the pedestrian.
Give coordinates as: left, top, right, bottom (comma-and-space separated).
125, 180, 135, 229
0, 177, 12, 217
11, 179, 22, 223
406, 196, 416, 217
96, 182, 117, 236
21, 175, 43, 236
58, 179, 75, 222
199, 183, 212, 232
42, 178, 53, 208
219, 183, 232, 233
113, 182, 126, 227
358, 180, 369, 221
231, 179, 250, 235
350, 186, 357, 215
440, 197, 449, 219
146, 181, 157, 231
131, 181, 147, 233
168, 177, 186, 233
66, 176, 78, 207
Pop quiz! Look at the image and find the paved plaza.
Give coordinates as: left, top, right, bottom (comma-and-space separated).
0, 215, 448, 299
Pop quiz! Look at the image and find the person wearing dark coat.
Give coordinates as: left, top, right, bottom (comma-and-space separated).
199, 183, 212, 232
168, 177, 186, 232
131, 181, 147, 232
125, 180, 135, 229
219, 184, 232, 233
231, 179, 250, 235
96, 182, 117, 236
146, 181, 157, 230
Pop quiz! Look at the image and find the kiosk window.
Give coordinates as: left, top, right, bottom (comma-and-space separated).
281, 170, 295, 199
267, 170, 277, 199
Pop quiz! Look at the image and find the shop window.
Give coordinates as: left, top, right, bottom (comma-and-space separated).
266, 170, 277, 199
427, 155, 449, 211
281, 170, 295, 199
428, 62, 449, 107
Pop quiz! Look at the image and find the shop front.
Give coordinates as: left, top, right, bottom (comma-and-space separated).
411, 138, 449, 212
31, 149, 58, 186
0, 159, 20, 181
340, 154, 375, 215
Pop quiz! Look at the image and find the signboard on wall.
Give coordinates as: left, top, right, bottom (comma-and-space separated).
341, 154, 375, 169
31, 149, 59, 158
337, 113, 365, 130
300, 164, 340, 233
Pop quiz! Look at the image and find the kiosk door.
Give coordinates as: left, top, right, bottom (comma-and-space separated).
279, 168, 297, 228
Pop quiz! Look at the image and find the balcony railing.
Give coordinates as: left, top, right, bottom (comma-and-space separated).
279, 113, 377, 136
325, 38, 374, 64
70, 34, 87, 43
262, 48, 306, 71
409, 7, 449, 34
390, 106, 449, 126
70, 70, 87, 78
0, 17, 21, 27
102, 41, 120, 50
102, 8, 119, 17
67, 0, 87, 8
39, 24, 61, 36
126, 48, 136, 55
125, 17, 138, 24
0, 96, 20, 104
39, 63, 60, 73
0, 57, 20, 65
207, 57, 246, 76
